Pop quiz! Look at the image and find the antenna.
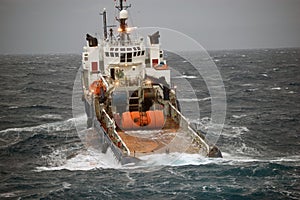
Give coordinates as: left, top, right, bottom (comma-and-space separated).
100, 9, 116, 40
115, 0, 131, 11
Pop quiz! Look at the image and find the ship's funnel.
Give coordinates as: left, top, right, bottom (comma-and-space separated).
149, 31, 160, 44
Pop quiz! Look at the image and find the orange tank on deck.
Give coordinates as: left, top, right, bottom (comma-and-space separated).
121, 110, 164, 130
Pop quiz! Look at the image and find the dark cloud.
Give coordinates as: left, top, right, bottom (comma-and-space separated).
0, 0, 300, 54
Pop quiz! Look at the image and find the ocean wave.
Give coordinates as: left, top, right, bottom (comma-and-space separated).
35, 149, 300, 173
244, 88, 259, 92
270, 87, 281, 90
35, 114, 63, 120
173, 75, 198, 79
221, 152, 300, 166
241, 83, 253, 87
0, 118, 77, 149
232, 114, 247, 119
8, 106, 19, 109
178, 97, 211, 102
36, 148, 122, 171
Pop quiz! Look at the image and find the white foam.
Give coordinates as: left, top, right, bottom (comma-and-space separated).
173, 75, 197, 79
36, 148, 122, 171
221, 152, 300, 165
36, 114, 63, 120
36, 148, 300, 172
271, 87, 281, 90
220, 126, 249, 139
232, 114, 247, 119
8, 106, 19, 109
241, 83, 253, 87
139, 153, 213, 166
0, 118, 75, 135
178, 97, 211, 102
0, 192, 17, 198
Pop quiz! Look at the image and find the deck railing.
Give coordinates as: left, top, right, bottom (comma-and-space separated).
101, 109, 131, 156
168, 102, 210, 155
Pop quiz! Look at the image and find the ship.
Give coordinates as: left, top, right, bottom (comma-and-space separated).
80, 0, 222, 165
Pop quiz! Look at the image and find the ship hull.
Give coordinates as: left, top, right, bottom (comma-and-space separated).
82, 97, 222, 165
82, 99, 140, 165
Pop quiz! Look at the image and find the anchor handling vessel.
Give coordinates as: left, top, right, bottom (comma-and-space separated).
81, 0, 222, 164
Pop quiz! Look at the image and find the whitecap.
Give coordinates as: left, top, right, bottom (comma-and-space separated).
241, 83, 253, 87
8, 106, 19, 109
36, 114, 63, 120
36, 148, 122, 171
270, 87, 281, 90
173, 75, 198, 79
221, 126, 249, 138
178, 97, 211, 102
0, 118, 75, 134
0, 192, 17, 198
139, 152, 211, 166
232, 114, 247, 119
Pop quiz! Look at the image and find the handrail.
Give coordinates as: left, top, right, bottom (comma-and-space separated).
101, 109, 131, 156
168, 102, 210, 155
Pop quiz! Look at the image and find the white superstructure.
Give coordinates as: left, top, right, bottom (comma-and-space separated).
82, 3, 170, 89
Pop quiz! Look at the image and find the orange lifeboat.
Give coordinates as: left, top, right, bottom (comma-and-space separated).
154, 62, 169, 70
89, 79, 106, 96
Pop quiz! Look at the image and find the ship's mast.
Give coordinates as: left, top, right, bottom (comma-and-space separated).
115, 0, 131, 33
101, 8, 108, 40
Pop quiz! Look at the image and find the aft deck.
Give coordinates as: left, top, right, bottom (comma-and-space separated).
117, 117, 202, 157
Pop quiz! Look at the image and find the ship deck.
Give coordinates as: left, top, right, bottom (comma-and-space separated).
117, 117, 201, 157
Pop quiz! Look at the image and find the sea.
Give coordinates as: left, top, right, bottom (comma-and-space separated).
0, 48, 299, 199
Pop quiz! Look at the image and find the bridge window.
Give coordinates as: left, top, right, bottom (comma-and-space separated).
127, 53, 132, 62
120, 53, 126, 62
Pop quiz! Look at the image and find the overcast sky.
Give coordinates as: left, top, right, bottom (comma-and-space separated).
0, 0, 300, 54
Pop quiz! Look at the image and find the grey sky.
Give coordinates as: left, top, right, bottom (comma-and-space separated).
0, 0, 300, 54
